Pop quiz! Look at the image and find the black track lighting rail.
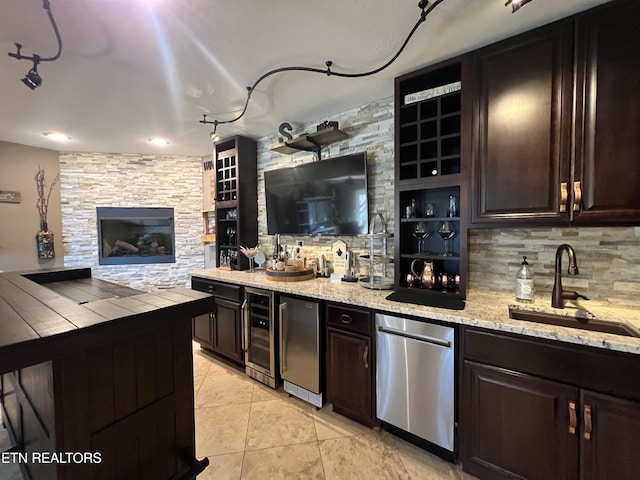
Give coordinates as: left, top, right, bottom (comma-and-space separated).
201, 0, 535, 133
200, 0, 445, 131
8, 0, 63, 90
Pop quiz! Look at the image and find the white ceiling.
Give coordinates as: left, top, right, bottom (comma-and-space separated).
0, 0, 611, 157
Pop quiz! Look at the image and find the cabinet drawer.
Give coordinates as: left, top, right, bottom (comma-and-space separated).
191, 277, 243, 302
327, 304, 372, 335
464, 327, 640, 402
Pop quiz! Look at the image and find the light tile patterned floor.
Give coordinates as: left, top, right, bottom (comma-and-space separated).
193, 343, 477, 480
0, 345, 477, 480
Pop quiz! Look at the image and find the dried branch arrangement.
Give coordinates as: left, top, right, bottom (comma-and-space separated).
35, 165, 59, 229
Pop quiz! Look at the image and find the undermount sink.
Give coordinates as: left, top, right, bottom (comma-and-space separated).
508, 306, 640, 338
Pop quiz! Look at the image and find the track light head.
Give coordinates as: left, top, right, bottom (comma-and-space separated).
22, 68, 42, 90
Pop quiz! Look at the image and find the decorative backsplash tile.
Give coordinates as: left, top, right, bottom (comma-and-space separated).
469, 227, 640, 307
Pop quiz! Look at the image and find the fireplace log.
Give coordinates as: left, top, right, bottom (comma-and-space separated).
115, 240, 139, 252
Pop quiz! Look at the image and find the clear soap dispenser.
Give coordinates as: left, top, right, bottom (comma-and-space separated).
515, 256, 535, 303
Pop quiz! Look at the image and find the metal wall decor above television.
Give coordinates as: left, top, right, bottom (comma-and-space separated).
264, 152, 369, 236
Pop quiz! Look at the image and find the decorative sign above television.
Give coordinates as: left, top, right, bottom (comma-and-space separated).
404, 81, 461, 105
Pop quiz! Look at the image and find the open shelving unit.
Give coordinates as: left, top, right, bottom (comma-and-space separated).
388, 58, 469, 309
213, 135, 258, 270
270, 126, 348, 158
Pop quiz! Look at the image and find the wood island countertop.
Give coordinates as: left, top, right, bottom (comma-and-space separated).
0, 267, 214, 375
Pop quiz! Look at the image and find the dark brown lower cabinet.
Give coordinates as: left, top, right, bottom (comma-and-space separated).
461, 327, 640, 480
463, 361, 578, 480
192, 312, 214, 348
211, 297, 244, 364
580, 390, 640, 480
191, 277, 244, 366
326, 304, 375, 427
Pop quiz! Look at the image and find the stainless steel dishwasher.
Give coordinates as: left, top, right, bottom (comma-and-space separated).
376, 313, 455, 459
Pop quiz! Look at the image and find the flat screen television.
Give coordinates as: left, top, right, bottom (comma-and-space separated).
264, 152, 369, 235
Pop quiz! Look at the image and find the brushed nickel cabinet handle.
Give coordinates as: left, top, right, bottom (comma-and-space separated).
363, 345, 369, 369
573, 181, 582, 212
583, 404, 592, 440
560, 182, 568, 213
568, 401, 577, 434
340, 314, 353, 324
242, 299, 248, 353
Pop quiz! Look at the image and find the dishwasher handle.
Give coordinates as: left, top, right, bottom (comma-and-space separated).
377, 325, 451, 348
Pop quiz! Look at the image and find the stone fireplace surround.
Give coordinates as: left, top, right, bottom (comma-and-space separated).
59, 152, 203, 291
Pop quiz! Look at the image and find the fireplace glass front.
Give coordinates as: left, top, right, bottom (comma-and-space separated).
97, 207, 176, 265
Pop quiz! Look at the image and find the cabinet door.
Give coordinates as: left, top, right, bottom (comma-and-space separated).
212, 298, 244, 365
580, 390, 640, 480
471, 21, 573, 225
326, 328, 374, 427
573, 1, 640, 225
461, 361, 578, 480
192, 312, 213, 348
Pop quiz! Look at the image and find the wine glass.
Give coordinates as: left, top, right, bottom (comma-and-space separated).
412, 222, 430, 254
438, 221, 456, 256
239, 245, 260, 272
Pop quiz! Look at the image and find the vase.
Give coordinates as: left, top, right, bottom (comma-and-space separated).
36, 222, 55, 259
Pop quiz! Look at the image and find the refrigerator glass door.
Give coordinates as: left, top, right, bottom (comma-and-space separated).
245, 290, 272, 372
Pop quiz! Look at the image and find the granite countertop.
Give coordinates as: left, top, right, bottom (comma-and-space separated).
191, 268, 640, 355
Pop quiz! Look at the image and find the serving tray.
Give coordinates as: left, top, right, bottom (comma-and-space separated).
265, 267, 315, 282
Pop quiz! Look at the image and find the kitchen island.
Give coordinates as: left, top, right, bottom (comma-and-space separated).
0, 268, 214, 480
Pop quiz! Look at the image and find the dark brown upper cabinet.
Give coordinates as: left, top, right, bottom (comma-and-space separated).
471, 0, 640, 227
470, 20, 573, 226
572, 0, 640, 225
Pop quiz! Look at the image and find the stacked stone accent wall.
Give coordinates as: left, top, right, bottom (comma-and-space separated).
256, 97, 395, 270
59, 152, 203, 290
54, 97, 639, 304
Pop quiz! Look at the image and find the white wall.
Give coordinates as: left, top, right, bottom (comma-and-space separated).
0, 141, 64, 272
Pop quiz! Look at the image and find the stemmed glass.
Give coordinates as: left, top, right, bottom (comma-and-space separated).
239, 245, 260, 273
438, 221, 456, 256
226, 227, 236, 245
412, 222, 430, 254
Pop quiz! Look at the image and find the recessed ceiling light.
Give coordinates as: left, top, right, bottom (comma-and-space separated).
43, 132, 71, 142
148, 137, 170, 146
